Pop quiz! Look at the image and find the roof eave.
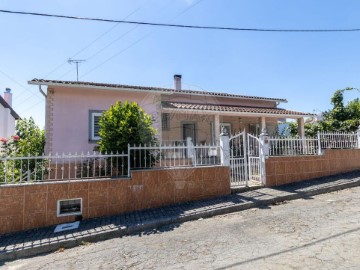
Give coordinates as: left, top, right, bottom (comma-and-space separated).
28, 80, 288, 103
28, 81, 167, 95
0, 96, 20, 120
161, 107, 313, 119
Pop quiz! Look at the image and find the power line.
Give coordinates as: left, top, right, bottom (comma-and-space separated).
13, 1, 204, 114
81, 34, 150, 78
12, 4, 146, 114
42, 5, 143, 80
81, 0, 205, 79
18, 99, 44, 115
84, 0, 173, 63
0, 69, 43, 101
1, 9, 360, 32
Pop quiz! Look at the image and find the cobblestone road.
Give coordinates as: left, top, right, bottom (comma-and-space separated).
3, 187, 360, 269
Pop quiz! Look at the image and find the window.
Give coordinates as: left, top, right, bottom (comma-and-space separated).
89, 111, 103, 141
162, 113, 170, 130
57, 198, 82, 217
249, 123, 260, 135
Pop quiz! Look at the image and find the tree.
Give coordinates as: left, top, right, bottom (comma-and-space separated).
286, 120, 324, 137
286, 88, 360, 136
15, 117, 46, 156
0, 117, 45, 183
322, 88, 360, 132
97, 101, 157, 153
0, 117, 45, 156
96, 101, 158, 172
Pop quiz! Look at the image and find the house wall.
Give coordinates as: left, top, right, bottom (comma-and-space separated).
0, 166, 230, 234
0, 105, 15, 138
265, 149, 360, 187
220, 116, 278, 136
47, 86, 161, 153
46, 85, 283, 153
161, 114, 279, 143
161, 113, 213, 144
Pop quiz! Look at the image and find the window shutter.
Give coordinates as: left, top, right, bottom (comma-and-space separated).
93, 115, 101, 138
89, 111, 103, 141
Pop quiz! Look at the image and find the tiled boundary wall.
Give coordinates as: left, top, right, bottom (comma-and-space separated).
265, 149, 360, 187
0, 166, 230, 234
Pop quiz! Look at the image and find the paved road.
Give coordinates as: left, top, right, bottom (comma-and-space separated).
3, 187, 360, 270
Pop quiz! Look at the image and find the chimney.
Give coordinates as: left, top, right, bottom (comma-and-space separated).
174, 74, 182, 91
4, 88, 12, 107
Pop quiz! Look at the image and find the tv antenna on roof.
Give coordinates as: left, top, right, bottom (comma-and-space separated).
68, 58, 86, 81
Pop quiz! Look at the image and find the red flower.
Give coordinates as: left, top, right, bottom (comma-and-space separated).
0, 137, 8, 143
12, 135, 20, 141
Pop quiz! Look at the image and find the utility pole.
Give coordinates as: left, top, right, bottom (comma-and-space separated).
68, 59, 85, 81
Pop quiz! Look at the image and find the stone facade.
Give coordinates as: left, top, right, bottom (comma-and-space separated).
0, 166, 230, 234
265, 149, 360, 187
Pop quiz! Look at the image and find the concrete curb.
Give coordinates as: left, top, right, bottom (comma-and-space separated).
1, 177, 360, 262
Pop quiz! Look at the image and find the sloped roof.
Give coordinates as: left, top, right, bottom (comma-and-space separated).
28, 79, 288, 103
162, 102, 313, 117
0, 95, 20, 119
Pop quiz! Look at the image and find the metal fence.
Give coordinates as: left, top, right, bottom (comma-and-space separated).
268, 136, 319, 156
319, 131, 358, 149
2, 130, 360, 185
129, 141, 221, 170
0, 152, 129, 185
0, 141, 222, 185
267, 131, 360, 157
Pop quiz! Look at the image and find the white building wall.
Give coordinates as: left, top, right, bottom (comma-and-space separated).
0, 106, 16, 138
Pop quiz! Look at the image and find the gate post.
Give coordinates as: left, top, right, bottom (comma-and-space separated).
220, 127, 230, 167
317, 132, 323, 155
259, 128, 269, 185
357, 126, 360, 149
186, 137, 196, 166
243, 129, 248, 187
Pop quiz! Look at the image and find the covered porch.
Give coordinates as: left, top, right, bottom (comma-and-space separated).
160, 102, 311, 144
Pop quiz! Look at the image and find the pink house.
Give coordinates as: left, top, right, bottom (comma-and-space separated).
29, 75, 312, 154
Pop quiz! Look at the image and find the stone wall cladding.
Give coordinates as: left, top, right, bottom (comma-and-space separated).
265, 149, 360, 187
0, 166, 230, 234
45, 88, 55, 154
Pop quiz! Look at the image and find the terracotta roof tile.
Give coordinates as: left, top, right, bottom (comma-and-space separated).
29, 79, 288, 103
162, 102, 313, 117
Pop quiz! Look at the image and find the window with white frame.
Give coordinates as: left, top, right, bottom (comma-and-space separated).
89, 111, 103, 141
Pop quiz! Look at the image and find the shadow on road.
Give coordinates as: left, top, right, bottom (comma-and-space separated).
215, 226, 360, 269
1, 170, 360, 262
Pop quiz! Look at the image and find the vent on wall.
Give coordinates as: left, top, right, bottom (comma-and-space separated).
57, 198, 82, 217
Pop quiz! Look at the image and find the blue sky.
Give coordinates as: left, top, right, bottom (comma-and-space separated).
1, 0, 360, 127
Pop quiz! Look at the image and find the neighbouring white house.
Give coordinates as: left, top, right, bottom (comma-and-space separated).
28, 75, 313, 154
0, 88, 19, 138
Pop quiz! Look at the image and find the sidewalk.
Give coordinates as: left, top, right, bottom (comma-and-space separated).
1, 170, 360, 262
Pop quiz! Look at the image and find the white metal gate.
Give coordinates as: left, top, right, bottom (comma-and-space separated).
229, 131, 248, 186
229, 131, 263, 187
247, 134, 261, 184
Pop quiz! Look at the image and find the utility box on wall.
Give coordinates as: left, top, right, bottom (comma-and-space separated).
57, 198, 82, 217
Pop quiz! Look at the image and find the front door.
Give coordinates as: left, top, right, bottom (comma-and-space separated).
183, 123, 196, 144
